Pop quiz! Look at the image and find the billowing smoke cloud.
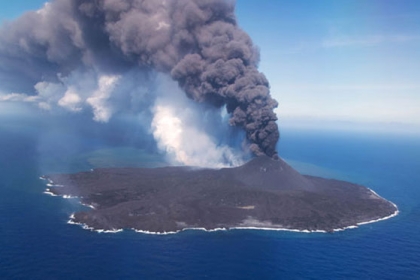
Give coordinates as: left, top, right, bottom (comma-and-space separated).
0, 0, 279, 162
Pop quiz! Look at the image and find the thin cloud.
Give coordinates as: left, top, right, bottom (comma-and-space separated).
323, 34, 419, 48
277, 84, 420, 91
0, 93, 39, 102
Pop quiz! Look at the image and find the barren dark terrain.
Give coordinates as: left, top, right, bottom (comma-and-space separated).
44, 156, 397, 233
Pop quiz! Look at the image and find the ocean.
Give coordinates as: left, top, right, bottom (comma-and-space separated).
1, 118, 419, 279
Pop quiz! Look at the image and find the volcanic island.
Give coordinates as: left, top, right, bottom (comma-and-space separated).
43, 156, 398, 234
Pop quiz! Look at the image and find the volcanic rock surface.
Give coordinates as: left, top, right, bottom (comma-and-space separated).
44, 156, 397, 233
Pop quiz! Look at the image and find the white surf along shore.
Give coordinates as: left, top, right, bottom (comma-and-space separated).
40, 176, 399, 235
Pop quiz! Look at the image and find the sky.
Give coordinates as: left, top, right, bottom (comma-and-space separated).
235, 1, 420, 128
0, 0, 419, 130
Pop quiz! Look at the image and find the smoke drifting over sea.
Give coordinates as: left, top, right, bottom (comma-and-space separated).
0, 0, 279, 166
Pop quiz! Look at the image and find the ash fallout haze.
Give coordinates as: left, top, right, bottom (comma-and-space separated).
0, 0, 280, 166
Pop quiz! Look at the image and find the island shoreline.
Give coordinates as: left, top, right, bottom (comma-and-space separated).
41, 173, 399, 235
40, 155, 399, 234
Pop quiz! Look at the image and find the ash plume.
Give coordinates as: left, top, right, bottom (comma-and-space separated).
0, 0, 279, 158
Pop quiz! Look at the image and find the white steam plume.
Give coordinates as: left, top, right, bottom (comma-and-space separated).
1, 70, 245, 168
151, 76, 245, 168
0, 69, 150, 119
87, 75, 120, 122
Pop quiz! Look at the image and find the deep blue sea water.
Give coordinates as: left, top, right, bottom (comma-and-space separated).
1, 118, 420, 279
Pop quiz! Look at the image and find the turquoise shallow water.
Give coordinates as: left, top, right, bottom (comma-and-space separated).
1, 120, 419, 279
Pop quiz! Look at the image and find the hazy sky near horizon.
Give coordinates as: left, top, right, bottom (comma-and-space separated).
1, 0, 419, 126
235, 1, 420, 125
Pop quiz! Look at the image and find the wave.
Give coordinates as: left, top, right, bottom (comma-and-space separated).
65, 208, 398, 235
81, 203, 96, 210
43, 188, 96, 209
46, 183, 63, 187
63, 195, 79, 199
67, 214, 123, 233
43, 190, 58, 197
